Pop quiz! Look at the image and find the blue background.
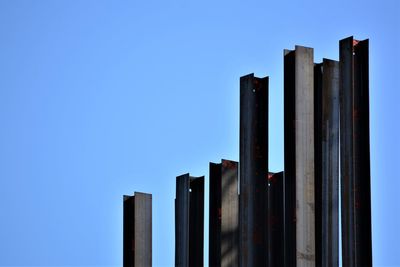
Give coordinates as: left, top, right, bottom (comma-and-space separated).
0, 0, 398, 266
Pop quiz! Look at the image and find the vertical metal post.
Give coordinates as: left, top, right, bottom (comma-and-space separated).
268, 172, 284, 267
239, 74, 268, 267
339, 36, 372, 267
284, 46, 315, 267
209, 163, 221, 267
189, 176, 204, 267
284, 50, 296, 267
123, 192, 152, 267
175, 174, 204, 267
209, 160, 239, 267
314, 59, 339, 267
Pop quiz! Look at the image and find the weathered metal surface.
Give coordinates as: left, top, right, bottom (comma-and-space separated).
314, 59, 339, 267
268, 171, 284, 267
209, 160, 239, 267
175, 174, 204, 267
123, 192, 152, 267
284, 46, 315, 267
239, 74, 268, 267
134, 193, 152, 267
339, 36, 372, 267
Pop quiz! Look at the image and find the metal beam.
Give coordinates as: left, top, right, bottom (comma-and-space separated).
284, 46, 315, 267
239, 74, 268, 267
209, 160, 239, 267
175, 174, 204, 267
314, 59, 339, 267
339, 36, 372, 267
268, 171, 284, 267
123, 192, 152, 267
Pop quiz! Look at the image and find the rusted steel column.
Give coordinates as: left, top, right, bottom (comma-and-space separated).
209, 160, 239, 267
339, 36, 372, 267
267, 172, 284, 267
175, 174, 204, 267
123, 192, 152, 267
239, 74, 268, 267
314, 59, 339, 267
284, 46, 315, 267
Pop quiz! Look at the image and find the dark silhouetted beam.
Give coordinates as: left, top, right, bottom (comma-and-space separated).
284, 46, 315, 267
175, 174, 204, 267
339, 36, 372, 267
314, 59, 339, 267
268, 171, 284, 267
239, 73, 268, 267
209, 160, 239, 267
123, 192, 152, 267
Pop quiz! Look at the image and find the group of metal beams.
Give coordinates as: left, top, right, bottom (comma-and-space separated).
172, 36, 371, 267
122, 36, 372, 267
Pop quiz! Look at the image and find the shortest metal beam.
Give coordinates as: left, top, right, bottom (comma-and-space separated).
175, 174, 204, 267
267, 171, 284, 267
123, 192, 152, 267
209, 160, 239, 267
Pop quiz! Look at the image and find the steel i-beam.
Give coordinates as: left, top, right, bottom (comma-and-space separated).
239, 74, 268, 267
339, 36, 372, 267
268, 172, 284, 267
123, 192, 152, 267
175, 174, 204, 267
284, 46, 315, 267
209, 160, 239, 267
314, 59, 339, 267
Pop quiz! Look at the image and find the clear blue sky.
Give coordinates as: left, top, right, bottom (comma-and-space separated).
0, 0, 398, 266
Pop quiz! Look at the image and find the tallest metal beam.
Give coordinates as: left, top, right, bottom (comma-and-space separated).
339, 36, 372, 267
239, 74, 268, 267
284, 46, 315, 267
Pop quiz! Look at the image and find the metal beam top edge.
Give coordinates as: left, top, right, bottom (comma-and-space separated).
190, 175, 205, 181
123, 195, 132, 201
177, 173, 190, 179
134, 191, 152, 197
285, 45, 314, 53
123, 191, 152, 200
322, 58, 339, 63
240, 73, 269, 80
221, 158, 237, 163
176, 173, 204, 179
294, 45, 314, 50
